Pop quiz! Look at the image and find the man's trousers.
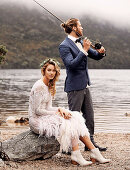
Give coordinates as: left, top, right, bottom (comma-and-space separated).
67, 88, 94, 137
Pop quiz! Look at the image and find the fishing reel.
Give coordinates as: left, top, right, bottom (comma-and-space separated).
90, 40, 106, 56
94, 42, 102, 49
88, 39, 102, 49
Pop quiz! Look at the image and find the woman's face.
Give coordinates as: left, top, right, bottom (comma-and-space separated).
44, 64, 56, 80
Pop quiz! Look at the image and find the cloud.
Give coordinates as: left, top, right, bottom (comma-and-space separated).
1, 0, 130, 29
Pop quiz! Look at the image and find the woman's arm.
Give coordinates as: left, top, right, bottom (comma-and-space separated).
32, 85, 71, 118
33, 88, 57, 116
46, 96, 59, 112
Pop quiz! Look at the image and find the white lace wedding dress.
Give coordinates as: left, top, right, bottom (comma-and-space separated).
29, 79, 89, 152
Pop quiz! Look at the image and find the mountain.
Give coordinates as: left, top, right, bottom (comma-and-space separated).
0, 3, 130, 69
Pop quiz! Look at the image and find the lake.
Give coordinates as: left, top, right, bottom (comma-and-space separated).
0, 69, 130, 133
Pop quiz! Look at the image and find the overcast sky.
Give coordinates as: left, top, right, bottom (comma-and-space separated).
1, 0, 130, 29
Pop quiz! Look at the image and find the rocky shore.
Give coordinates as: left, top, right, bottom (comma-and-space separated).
0, 130, 130, 170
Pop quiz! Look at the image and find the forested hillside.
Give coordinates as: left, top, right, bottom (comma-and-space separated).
0, 3, 130, 69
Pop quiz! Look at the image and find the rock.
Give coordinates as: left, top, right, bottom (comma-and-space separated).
14, 117, 29, 123
6, 116, 29, 124
1, 130, 60, 161
0, 158, 4, 167
125, 113, 130, 117
0, 120, 5, 126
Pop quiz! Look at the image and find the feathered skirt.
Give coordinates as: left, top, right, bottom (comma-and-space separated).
29, 111, 90, 152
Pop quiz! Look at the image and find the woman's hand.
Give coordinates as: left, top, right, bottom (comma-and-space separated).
57, 108, 72, 119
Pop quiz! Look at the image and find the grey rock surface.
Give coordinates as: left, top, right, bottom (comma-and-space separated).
0, 158, 4, 167
2, 130, 60, 161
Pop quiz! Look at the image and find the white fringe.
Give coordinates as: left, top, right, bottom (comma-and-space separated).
33, 111, 90, 152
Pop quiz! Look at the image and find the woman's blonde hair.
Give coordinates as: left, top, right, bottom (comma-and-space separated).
41, 58, 60, 96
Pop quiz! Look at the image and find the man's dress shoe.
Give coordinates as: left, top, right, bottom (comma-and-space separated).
85, 138, 107, 152
85, 145, 107, 152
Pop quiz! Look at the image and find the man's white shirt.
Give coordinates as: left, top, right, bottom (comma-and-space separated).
68, 35, 88, 56
68, 35, 90, 88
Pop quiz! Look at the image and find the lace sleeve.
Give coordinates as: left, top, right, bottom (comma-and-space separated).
46, 96, 59, 111
34, 87, 57, 116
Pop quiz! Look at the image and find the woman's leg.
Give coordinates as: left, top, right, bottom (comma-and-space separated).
79, 136, 110, 163
71, 137, 92, 166
80, 136, 95, 150
71, 137, 79, 151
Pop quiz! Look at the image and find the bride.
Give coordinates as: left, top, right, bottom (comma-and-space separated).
28, 58, 110, 166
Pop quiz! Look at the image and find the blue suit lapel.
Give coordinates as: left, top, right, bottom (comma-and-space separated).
66, 37, 80, 52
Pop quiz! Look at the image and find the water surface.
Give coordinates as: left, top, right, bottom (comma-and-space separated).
0, 69, 130, 133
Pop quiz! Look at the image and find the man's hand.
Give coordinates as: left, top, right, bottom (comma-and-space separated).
97, 46, 106, 54
83, 38, 92, 52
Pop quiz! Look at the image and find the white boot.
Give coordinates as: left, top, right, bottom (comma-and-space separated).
90, 148, 111, 163
71, 150, 92, 166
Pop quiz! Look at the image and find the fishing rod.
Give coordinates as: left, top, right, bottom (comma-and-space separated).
32, 0, 104, 51
33, 0, 65, 23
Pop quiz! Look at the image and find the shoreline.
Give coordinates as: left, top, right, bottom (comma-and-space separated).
0, 130, 130, 170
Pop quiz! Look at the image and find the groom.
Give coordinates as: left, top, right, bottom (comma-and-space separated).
59, 18, 107, 152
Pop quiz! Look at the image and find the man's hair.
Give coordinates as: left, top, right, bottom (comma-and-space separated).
61, 18, 79, 34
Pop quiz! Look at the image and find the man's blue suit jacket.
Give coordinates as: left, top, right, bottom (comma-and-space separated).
59, 37, 104, 92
